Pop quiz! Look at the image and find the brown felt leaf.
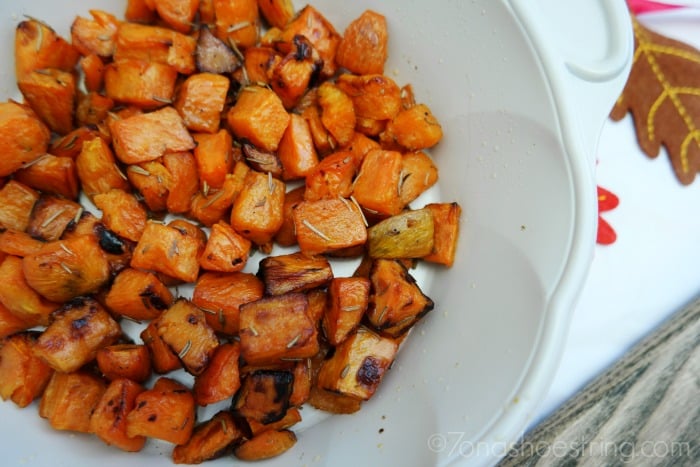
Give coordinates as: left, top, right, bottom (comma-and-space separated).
611, 16, 700, 185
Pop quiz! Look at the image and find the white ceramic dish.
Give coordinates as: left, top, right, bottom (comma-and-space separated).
0, 1, 632, 466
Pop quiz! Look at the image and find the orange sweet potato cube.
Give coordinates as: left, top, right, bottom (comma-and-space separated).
80, 55, 107, 94
317, 82, 356, 147
292, 198, 368, 255
352, 149, 403, 216
0, 300, 34, 339
71, 10, 120, 57
0, 230, 44, 258
383, 104, 443, 151
192, 271, 264, 336
399, 151, 439, 206
278, 113, 319, 180
227, 86, 290, 152
242, 46, 279, 84
155, 0, 200, 33
104, 59, 178, 109
18, 69, 77, 135
257, 0, 294, 29
39, 371, 107, 433
93, 189, 148, 242
126, 377, 196, 445
15, 19, 80, 80
90, 378, 146, 452
335, 73, 401, 121
125, 0, 157, 23
0, 256, 58, 327
104, 268, 174, 321
303, 151, 359, 201
213, 0, 259, 49
127, 160, 172, 212
0, 101, 51, 177
33, 297, 122, 373
0, 332, 54, 407
280, 5, 340, 78
423, 202, 462, 267
140, 319, 182, 374
175, 73, 230, 134
172, 411, 244, 464
188, 174, 242, 226
76, 137, 131, 199
26, 195, 82, 241
50, 126, 104, 159
14, 154, 79, 200
323, 277, 370, 346
269, 36, 318, 110
230, 170, 285, 246
336, 10, 388, 75
0, 180, 39, 232
193, 130, 234, 190
163, 151, 199, 214
233, 428, 297, 461
131, 221, 204, 283
200, 221, 252, 272
257, 252, 333, 296
96, 344, 152, 383
232, 369, 293, 424
193, 341, 241, 406
274, 185, 305, 247
114, 22, 196, 74
77, 92, 115, 128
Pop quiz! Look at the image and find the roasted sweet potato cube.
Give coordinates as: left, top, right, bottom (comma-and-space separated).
399, 151, 439, 206
131, 221, 203, 283
112, 106, 195, 165
0, 256, 58, 327
27, 196, 82, 242
278, 114, 319, 181
39, 371, 107, 433
14, 154, 79, 200
242, 46, 279, 84
193, 130, 234, 190
23, 235, 111, 303
367, 208, 435, 259
33, 297, 122, 373
114, 22, 196, 74
0, 332, 53, 407
352, 149, 403, 216
257, 252, 333, 295
125, 0, 157, 23
80, 55, 107, 94
93, 223, 135, 274
383, 104, 443, 151
162, 152, 199, 214
317, 82, 356, 147
192, 271, 264, 335
234, 429, 297, 461
126, 377, 195, 445
323, 277, 370, 346
293, 198, 368, 255
270, 36, 319, 110
239, 293, 318, 365
156, 299, 219, 375
104, 59, 178, 109
76, 137, 131, 199
71, 10, 120, 57
232, 369, 293, 424
193, 341, 241, 406
200, 221, 252, 273
0, 180, 39, 232
257, 0, 293, 28
336, 73, 401, 121
172, 411, 244, 464
354, 116, 386, 137
230, 169, 285, 246
241, 143, 283, 177
336, 10, 388, 75
367, 259, 434, 337
18, 69, 76, 135
303, 151, 359, 201
140, 319, 182, 374
0, 230, 44, 258
301, 99, 333, 155
280, 5, 340, 78
343, 131, 381, 165
105, 268, 173, 321
423, 202, 462, 267
96, 344, 152, 383
77, 92, 115, 128
307, 385, 362, 414
317, 326, 398, 400
0, 300, 34, 339
170, 218, 208, 246
196, 27, 241, 74
155, 0, 199, 33
213, 0, 259, 49
90, 378, 146, 452
289, 360, 312, 407
14, 19, 80, 80
227, 86, 290, 152
274, 185, 305, 247
0, 101, 51, 177
50, 126, 104, 159
127, 160, 172, 212
244, 405, 301, 437
93, 189, 147, 243
188, 174, 241, 226
176, 74, 230, 134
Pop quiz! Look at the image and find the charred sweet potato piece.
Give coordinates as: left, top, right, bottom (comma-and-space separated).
0, 332, 53, 407
104, 59, 178, 109
270, 35, 320, 110
367, 208, 435, 259
280, 5, 340, 78
234, 429, 297, 461
293, 198, 368, 255
90, 378, 146, 452
14, 154, 79, 200
23, 235, 111, 303
289, 360, 311, 408
257, 252, 333, 295
112, 106, 195, 165
26, 196, 82, 241
131, 221, 203, 283
39, 370, 107, 433
274, 185, 305, 247
323, 277, 370, 346
317, 326, 398, 400
241, 143, 284, 177
193, 130, 234, 190
114, 22, 196, 74
192, 271, 264, 336
278, 114, 319, 181
0, 256, 58, 327
162, 152, 199, 214
244, 405, 301, 437
71, 10, 120, 57
200, 221, 251, 273
80, 55, 107, 93
126, 377, 196, 445
382, 104, 443, 151
257, 0, 294, 28
228, 86, 290, 153
154, 0, 199, 33
230, 169, 286, 247
242, 46, 279, 84
18, 68, 76, 135
232, 369, 293, 424
317, 82, 356, 147
93, 189, 148, 243
127, 160, 172, 212
423, 202, 461, 267
33, 297, 122, 373
303, 151, 359, 201
140, 318, 182, 374
156, 299, 219, 375
352, 149, 403, 216
239, 293, 318, 365
196, 27, 241, 74
14, 19, 80, 80
213, 0, 259, 49
336, 10, 388, 75
0, 230, 44, 258
0, 101, 51, 177
175, 73, 230, 134
367, 259, 434, 337
335, 73, 401, 121
105, 268, 173, 321
307, 385, 362, 414
96, 344, 152, 383
193, 341, 241, 406
172, 411, 244, 464
0, 180, 39, 232
76, 137, 131, 199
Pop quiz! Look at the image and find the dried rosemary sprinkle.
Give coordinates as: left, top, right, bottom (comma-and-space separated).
376, 306, 388, 325
97, 34, 111, 41
73, 207, 84, 224
249, 325, 259, 337
340, 364, 350, 379
220, 418, 228, 434
286, 334, 301, 349
227, 21, 251, 33
202, 180, 210, 197
218, 310, 226, 326
128, 165, 151, 176
227, 37, 244, 61
342, 305, 362, 312
41, 208, 67, 228
302, 219, 331, 241
22, 154, 50, 169
114, 164, 128, 180
350, 196, 369, 227
268, 171, 275, 194
202, 190, 225, 209
59, 262, 73, 274
178, 340, 192, 359
339, 196, 353, 212
120, 315, 143, 325
152, 96, 173, 104
59, 243, 75, 256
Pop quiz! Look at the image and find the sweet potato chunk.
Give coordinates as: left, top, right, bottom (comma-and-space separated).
336, 10, 388, 75
26, 195, 82, 241
80, 55, 107, 93
270, 35, 320, 110
39, 371, 106, 433
383, 104, 443, 151
93, 189, 148, 243
18, 68, 76, 135
50, 126, 104, 159
71, 10, 120, 57
230, 170, 285, 246
234, 429, 297, 461
105, 268, 174, 321
227, 86, 290, 152
163, 151, 199, 214
213, 0, 259, 49
126, 377, 196, 445
0, 180, 39, 232
188, 167, 246, 227
156, 299, 219, 375
336, 73, 401, 121
196, 27, 241, 74
0, 332, 53, 407
257, 0, 294, 28
352, 149, 403, 216
14, 154, 79, 200
323, 277, 370, 346
307, 385, 362, 414
192, 271, 264, 335
317, 82, 356, 147
257, 252, 333, 296
278, 114, 319, 181
303, 151, 359, 201
140, 319, 182, 374
155, 0, 199, 33
0, 101, 51, 177
232, 369, 293, 424
15, 19, 80, 80
423, 202, 462, 267
96, 344, 152, 383
293, 198, 368, 255
367, 208, 435, 259
91, 378, 146, 452
127, 160, 172, 212
0, 256, 58, 327
131, 221, 203, 283
239, 293, 319, 365
76, 137, 131, 199
175, 73, 230, 134
193, 341, 241, 406
399, 151, 438, 206
0, 301, 34, 339
200, 221, 252, 272
274, 185, 304, 247
104, 59, 178, 109
33, 297, 122, 373
114, 22, 196, 74
0, 230, 44, 258
280, 5, 340, 78
193, 130, 234, 190
125, 0, 157, 23
172, 411, 244, 464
